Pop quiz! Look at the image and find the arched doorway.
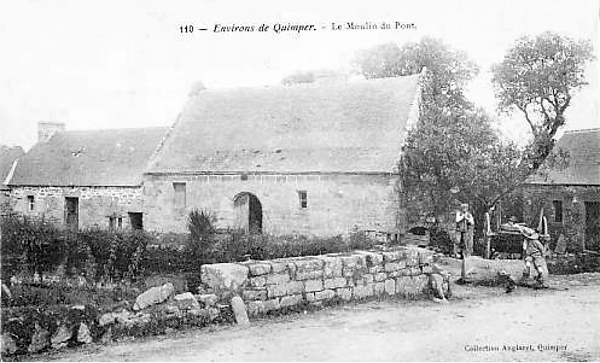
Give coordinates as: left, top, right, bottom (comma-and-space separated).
233, 192, 263, 234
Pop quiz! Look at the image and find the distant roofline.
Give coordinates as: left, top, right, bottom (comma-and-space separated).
8, 183, 142, 188
563, 128, 600, 134
144, 170, 399, 176
189, 73, 421, 95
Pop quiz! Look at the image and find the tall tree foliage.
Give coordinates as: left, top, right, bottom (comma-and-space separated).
492, 32, 594, 171
356, 38, 517, 230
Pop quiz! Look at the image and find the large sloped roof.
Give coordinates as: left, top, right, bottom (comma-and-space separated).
528, 128, 600, 186
0, 145, 24, 190
9, 127, 168, 187
147, 74, 420, 174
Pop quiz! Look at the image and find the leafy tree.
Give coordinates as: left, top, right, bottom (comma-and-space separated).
492, 32, 594, 171
354, 37, 479, 108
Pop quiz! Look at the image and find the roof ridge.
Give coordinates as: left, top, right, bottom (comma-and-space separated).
194, 73, 420, 94
563, 128, 600, 134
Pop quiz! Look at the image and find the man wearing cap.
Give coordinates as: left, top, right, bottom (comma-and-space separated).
521, 227, 549, 288
455, 203, 474, 281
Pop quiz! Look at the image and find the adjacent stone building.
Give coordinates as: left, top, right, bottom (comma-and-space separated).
0, 145, 25, 216
7, 123, 167, 230
144, 73, 423, 237
523, 128, 600, 251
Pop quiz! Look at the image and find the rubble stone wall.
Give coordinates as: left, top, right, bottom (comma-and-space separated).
200, 246, 440, 316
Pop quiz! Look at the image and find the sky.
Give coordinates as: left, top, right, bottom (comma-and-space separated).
0, 0, 598, 150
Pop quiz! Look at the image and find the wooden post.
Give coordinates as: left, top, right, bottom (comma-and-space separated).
484, 212, 491, 259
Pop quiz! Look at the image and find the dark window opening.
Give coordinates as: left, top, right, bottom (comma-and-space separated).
128, 212, 143, 230
173, 182, 186, 208
552, 200, 563, 223
108, 216, 123, 230
27, 195, 34, 211
65, 197, 79, 229
298, 190, 308, 209
241, 174, 248, 181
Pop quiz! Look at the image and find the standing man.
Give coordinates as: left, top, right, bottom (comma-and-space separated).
455, 203, 475, 281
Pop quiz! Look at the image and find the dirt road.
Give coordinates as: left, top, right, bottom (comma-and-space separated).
35, 277, 600, 362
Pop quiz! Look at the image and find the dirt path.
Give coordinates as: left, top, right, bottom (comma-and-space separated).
34, 279, 600, 362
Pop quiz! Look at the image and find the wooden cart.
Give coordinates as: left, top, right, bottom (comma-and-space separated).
482, 208, 550, 259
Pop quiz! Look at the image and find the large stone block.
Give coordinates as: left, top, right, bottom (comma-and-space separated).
280, 294, 303, 308
315, 289, 335, 300
248, 263, 271, 276
285, 281, 305, 295
304, 280, 323, 292
324, 277, 347, 289
384, 279, 396, 295
243, 289, 267, 301
266, 273, 290, 285
249, 276, 266, 288
355, 251, 383, 267
294, 259, 324, 272
340, 255, 361, 269
270, 261, 287, 274
174, 292, 201, 310
296, 270, 324, 280
336, 287, 352, 301
201, 263, 249, 291
231, 296, 250, 325
374, 273, 387, 282
318, 256, 343, 278
263, 298, 281, 312
353, 284, 374, 299
133, 283, 175, 310
267, 284, 287, 298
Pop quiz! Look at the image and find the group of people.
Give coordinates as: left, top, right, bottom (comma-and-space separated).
452, 203, 549, 288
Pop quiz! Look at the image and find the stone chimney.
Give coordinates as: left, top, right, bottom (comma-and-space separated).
38, 121, 65, 143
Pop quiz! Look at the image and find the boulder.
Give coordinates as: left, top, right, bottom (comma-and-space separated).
174, 292, 201, 310
196, 294, 219, 307
1, 333, 18, 356
77, 323, 93, 344
99, 312, 117, 327
230, 296, 250, 326
133, 283, 175, 311
1, 281, 12, 300
50, 325, 72, 348
201, 263, 249, 291
28, 323, 50, 353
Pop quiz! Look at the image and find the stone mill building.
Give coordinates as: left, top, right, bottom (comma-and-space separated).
6, 72, 424, 238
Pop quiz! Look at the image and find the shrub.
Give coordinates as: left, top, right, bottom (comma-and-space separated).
81, 228, 152, 281
187, 209, 217, 261
0, 214, 64, 278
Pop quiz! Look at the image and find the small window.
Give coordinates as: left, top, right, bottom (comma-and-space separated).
298, 190, 308, 209
241, 174, 248, 181
117, 217, 123, 229
552, 200, 563, 223
27, 195, 34, 211
173, 182, 186, 208
128, 212, 143, 230
108, 216, 116, 230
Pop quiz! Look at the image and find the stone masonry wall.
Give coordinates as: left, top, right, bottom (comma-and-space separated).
522, 184, 600, 251
200, 246, 441, 317
9, 186, 143, 229
143, 173, 404, 237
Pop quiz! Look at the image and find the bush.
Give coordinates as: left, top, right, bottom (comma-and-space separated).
80, 228, 151, 281
0, 214, 64, 278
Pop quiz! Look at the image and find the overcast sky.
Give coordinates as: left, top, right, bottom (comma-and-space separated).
0, 0, 598, 150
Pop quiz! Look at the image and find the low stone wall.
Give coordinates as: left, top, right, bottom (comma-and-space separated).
200, 246, 445, 316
